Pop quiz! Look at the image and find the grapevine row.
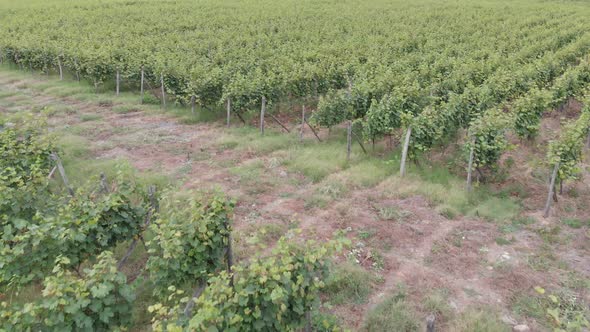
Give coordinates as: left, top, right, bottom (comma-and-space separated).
0, 118, 341, 330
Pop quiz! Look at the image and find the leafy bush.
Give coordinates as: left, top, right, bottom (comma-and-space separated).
0, 251, 135, 331
0, 174, 148, 285
149, 237, 346, 331
547, 99, 590, 183
147, 192, 234, 296
0, 117, 55, 219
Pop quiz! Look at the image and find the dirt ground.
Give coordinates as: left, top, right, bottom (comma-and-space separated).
1, 71, 589, 331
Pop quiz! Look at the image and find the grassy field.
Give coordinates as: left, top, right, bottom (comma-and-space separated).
1, 63, 589, 331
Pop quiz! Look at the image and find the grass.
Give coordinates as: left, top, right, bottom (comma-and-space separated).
79, 113, 102, 122
40, 104, 78, 117
219, 127, 296, 155
495, 182, 529, 200
326, 157, 395, 188
526, 244, 562, 272
468, 196, 520, 222
363, 294, 419, 332
381, 174, 470, 212
112, 104, 144, 114
316, 179, 348, 200
44, 84, 94, 98
59, 149, 170, 190
0, 90, 18, 99
303, 193, 329, 210
324, 262, 374, 305
561, 217, 587, 229
1, 282, 44, 306
283, 141, 362, 182
499, 215, 536, 233
233, 221, 290, 261
436, 204, 459, 219
449, 308, 510, 332
0, 71, 213, 127
376, 205, 412, 222
251, 222, 288, 244
536, 225, 562, 245
229, 160, 265, 184
512, 289, 590, 330
562, 271, 590, 291
260, 222, 288, 241
357, 228, 376, 240
495, 236, 515, 245
511, 293, 545, 322
140, 93, 160, 105
410, 152, 523, 221
172, 105, 223, 124
229, 160, 276, 194
380, 171, 521, 222
97, 99, 114, 107
129, 280, 156, 332
422, 289, 453, 321
57, 133, 92, 159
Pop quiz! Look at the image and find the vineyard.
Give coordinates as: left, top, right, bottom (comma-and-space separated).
0, 117, 347, 331
1, 0, 590, 331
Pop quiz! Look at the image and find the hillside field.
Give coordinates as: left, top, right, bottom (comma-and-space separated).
1, 0, 590, 331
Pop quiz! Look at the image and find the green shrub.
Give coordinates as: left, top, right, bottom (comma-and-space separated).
0, 252, 135, 331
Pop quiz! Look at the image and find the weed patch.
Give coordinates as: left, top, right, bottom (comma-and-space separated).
324, 262, 374, 305
449, 308, 510, 332
561, 217, 586, 229
423, 289, 453, 322
363, 290, 419, 332
376, 205, 412, 222
79, 113, 102, 122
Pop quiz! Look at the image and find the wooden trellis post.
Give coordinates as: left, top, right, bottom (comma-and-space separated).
57, 57, 63, 80
183, 281, 206, 317
140, 66, 145, 103
160, 73, 166, 109
118, 185, 157, 270
400, 127, 412, 177
543, 162, 560, 218
50, 152, 74, 197
226, 98, 231, 127
466, 138, 475, 192
300, 105, 305, 141
74, 58, 80, 82
426, 314, 435, 332
260, 96, 266, 135
116, 70, 120, 95
15, 53, 22, 70
346, 120, 352, 161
